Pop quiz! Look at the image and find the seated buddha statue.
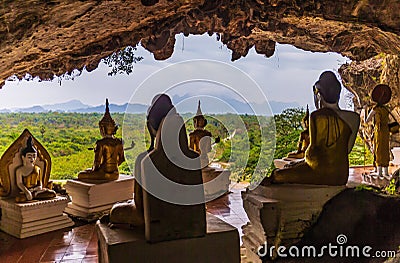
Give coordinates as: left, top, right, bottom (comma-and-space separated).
15, 136, 56, 203
78, 99, 125, 183
189, 101, 212, 168
109, 94, 175, 226
285, 105, 310, 160
262, 71, 360, 186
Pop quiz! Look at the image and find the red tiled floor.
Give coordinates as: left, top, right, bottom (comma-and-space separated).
0, 184, 251, 263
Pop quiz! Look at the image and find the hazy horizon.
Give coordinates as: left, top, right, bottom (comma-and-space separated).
1, 33, 351, 112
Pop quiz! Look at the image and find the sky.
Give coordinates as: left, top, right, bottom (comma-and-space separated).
0, 33, 351, 111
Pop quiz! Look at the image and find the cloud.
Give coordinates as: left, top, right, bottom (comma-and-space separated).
1, 33, 349, 110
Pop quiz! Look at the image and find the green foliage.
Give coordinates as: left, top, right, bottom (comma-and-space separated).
0, 112, 135, 180
348, 136, 374, 166
273, 108, 305, 160
0, 109, 373, 183
355, 184, 379, 193
384, 178, 398, 195
103, 46, 144, 76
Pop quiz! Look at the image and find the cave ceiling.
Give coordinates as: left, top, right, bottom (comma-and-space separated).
1, 0, 400, 88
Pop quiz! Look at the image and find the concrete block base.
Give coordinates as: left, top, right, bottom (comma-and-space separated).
96, 213, 240, 263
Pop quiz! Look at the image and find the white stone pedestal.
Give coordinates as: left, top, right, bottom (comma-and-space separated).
64, 175, 134, 221
241, 184, 345, 262
202, 167, 231, 201
96, 213, 240, 263
0, 196, 74, 238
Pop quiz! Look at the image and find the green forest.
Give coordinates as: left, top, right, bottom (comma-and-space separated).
0, 109, 373, 182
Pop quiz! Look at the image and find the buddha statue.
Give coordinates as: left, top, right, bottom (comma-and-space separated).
141, 98, 206, 243
189, 101, 212, 167
15, 136, 56, 203
78, 99, 125, 183
109, 94, 175, 226
262, 71, 360, 186
365, 84, 392, 179
285, 105, 310, 160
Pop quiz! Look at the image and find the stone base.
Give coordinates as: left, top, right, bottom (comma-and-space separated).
64, 203, 114, 221
241, 184, 345, 262
96, 213, 240, 263
0, 196, 74, 238
202, 166, 231, 201
64, 174, 134, 221
273, 158, 303, 169
361, 173, 391, 188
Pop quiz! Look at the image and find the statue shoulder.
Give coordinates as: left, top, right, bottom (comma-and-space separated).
34, 165, 41, 172
190, 129, 211, 136
310, 108, 332, 118
339, 110, 360, 122
98, 137, 122, 145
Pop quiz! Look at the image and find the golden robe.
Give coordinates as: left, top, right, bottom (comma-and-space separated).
272, 108, 352, 186
22, 165, 41, 189
373, 105, 390, 167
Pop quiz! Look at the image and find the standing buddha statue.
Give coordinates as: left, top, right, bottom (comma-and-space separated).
365, 84, 392, 179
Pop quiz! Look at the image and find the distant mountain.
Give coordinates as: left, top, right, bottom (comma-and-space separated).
172, 94, 301, 115
3, 98, 301, 115
8, 100, 147, 114
42, 99, 90, 112
17, 106, 46, 113
74, 103, 148, 113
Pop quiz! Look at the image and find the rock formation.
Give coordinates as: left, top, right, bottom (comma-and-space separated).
340, 54, 400, 150
1, 0, 400, 88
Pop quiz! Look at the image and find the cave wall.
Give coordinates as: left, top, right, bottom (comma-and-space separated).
1, 0, 400, 88
339, 54, 400, 150
1, 0, 400, 151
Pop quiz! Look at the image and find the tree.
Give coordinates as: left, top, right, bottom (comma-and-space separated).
103, 46, 144, 76
40, 125, 46, 138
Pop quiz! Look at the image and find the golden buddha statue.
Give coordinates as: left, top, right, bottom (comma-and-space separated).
15, 136, 56, 203
78, 99, 125, 183
189, 101, 212, 167
365, 84, 392, 179
286, 105, 310, 159
262, 71, 360, 186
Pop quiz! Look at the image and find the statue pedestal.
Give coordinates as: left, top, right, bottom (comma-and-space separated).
65, 174, 134, 221
241, 184, 345, 262
273, 157, 303, 169
202, 166, 231, 200
0, 196, 73, 238
361, 174, 391, 188
96, 213, 240, 263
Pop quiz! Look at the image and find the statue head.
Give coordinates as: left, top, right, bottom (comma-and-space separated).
99, 99, 118, 137
193, 100, 207, 129
313, 71, 341, 109
21, 136, 37, 167
147, 94, 175, 150
371, 84, 391, 105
